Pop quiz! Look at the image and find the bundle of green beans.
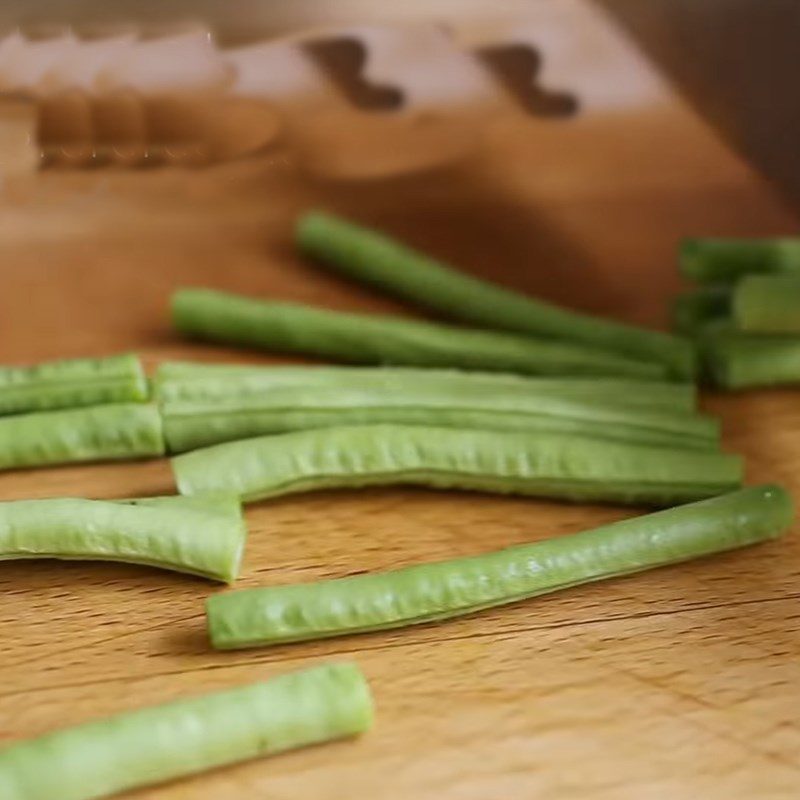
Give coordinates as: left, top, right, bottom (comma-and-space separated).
677, 237, 800, 387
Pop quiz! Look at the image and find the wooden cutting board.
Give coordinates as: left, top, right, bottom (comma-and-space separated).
1, 19, 799, 800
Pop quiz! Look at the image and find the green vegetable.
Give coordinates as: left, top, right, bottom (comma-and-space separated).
156, 361, 697, 411
0, 403, 165, 471
159, 367, 717, 453
172, 424, 742, 506
700, 320, 800, 389
172, 289, 668, 380
0, 493, 245, 583
733, 274, 800, 333
207, 485, 792, 648
0, 662, 373, 800
680, 237, 800, 283
296, 211, 694, 379
0, 354, 148, 416
672, 286, 732, 335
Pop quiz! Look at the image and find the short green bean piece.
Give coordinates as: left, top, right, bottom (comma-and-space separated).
296, 211, 695, 379
733, 274, 800, 333
681, 237, 800, 283
160, 374, 718, 453
172, 289, 667, 380
700, 321, 800, 389
0, 493, 245, 582
155, 362, 698, 411
207, 485, 792, 648
672, 286, 732, 335
0, 353, 148, 416
0, 662, 372, 800
0, 403, 164, 470
173, 424, 742, 506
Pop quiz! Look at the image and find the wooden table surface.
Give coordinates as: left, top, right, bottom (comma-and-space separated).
1, 51, 800, 799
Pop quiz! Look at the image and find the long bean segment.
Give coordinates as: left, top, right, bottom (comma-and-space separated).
0, 662, 372, 800
0, 353, 148, 416
733, 275, 800, 333
672, 286, 731, 335
681, 237, 800, 283
160, 373, 717, 453
173, 424, 742, 506
172, 289, 667, 380
0, 403, 164, 470
296, 211, 694, 379
207, 485, 792, 648
0, 493, 246, 582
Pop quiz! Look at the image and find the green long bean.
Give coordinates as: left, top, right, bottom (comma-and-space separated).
0, 354, 148, 416
681, 237, 800, 283
206, 485, 792, 648
296, 211, 694, 379
172, 289, 668, 380
159, 372, 717, 453
672, 286, 732, 335
733, 275, 800, 333
0, 493, 245, 583
172, 424, 742, 506
0, 662, 372, 800
0, 403, 164, 470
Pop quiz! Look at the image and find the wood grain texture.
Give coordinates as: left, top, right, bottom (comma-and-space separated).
1, 62, 799, 800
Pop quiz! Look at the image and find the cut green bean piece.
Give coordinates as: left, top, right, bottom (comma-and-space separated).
172, 289, 667, 380
296, 211, 694, 379
0, 662, 372, 800
672, 286, 732, 335
155, 362, 697, 411
0, 353, 148, 416
680, 237, 800, 283
0, 403, 164, 471
0, 493, 245, 582
207, 485, 792, 648
173, 424, 741, 506
733, 275, 800, 333
160, 375, 718, 453
700, 320, 800, 389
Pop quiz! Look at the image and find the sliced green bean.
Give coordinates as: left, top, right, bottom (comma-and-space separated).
172, 289, 667, 380
296, 211, 694, 379
155, 362, 697, 411
680, 237, 800, 283
672, 286, 732, 335
173, 424, 742, 506
733, 274, 800, 333
160, 375, 718, 453
207, 485, 792, 648
700, 320, 800, 389
0, 353, 148, 416
0, 493, 245, 582
0, 403, 164, 471
0, 662, 372, 800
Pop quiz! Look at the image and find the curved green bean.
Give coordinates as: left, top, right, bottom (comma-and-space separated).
206, 485, 792, 648
733, 275, 800, 333
0, 354, 148, 416
0, 662, 372, 800
172, 424, 742, 506
172, 289, 667, 380
672, 286, 731, 335
296, 211, 694, 379
160, 376, 718, 453
0, 493, 245, 582
0, 403, 164, 470
155, 362, 697, 411
681, 237, 800, 283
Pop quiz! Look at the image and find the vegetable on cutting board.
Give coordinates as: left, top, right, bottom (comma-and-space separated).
672, 286, 732, 336
172, 423, 742, 507
296, 211, 695, 380
680, 237, 800, 283
732, 274, 800, 334
171, 288, 668, 380
0, 663, 373, 800
206, 485, 793, 649
0, 493, 246, 583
